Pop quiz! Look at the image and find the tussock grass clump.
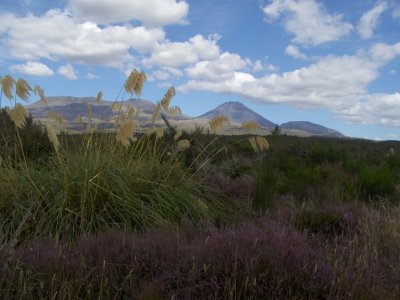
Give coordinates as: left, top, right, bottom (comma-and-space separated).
0, 70, 238, 243
0, 139, 232, 242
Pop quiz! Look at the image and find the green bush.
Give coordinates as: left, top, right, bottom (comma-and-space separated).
294, 208, 345, 235
0, 109, 51, 162
357, 166, 395, 200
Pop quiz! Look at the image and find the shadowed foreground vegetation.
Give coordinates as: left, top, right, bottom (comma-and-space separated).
0, 73, 400, 298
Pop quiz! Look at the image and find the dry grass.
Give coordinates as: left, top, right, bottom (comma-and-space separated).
96, 91, 102, 104
1, 75, 15, 101
6, 104, 30, 129
115, 120, 136, 146
45, 121, 60, 152
160, 87, 176, 110
124, 69, 146, 96
15, 78, 33, 102
242, 121, 260, 131
177, 139, 190, 151
34, 85, 47, 105
209, 115, 230, 132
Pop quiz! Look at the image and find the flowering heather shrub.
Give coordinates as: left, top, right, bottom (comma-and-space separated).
294, 203, 360, 236
1, 206, 399, 299
208, 174, 253, 202
0, 221, 330, 299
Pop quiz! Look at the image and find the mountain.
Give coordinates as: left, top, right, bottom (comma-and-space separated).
26, 97, 344, 137
197, 101, 276, 129
27, 96, 157, 121
280, 121, 344, 137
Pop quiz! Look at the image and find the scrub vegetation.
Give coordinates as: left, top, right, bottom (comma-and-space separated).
0, 72, 399, 299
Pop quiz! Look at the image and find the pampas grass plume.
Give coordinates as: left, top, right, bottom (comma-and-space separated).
124, 69, 146, 96
86, 103, 92, 120
116, 120, 136, 146
160, 87, 176, 110
242, 121, 260, 131
249, 136, 269, 153
6, 104, 30, 128
45, 121, 60, 152
1, 75, 15, 101
177, 139, 190, 151
209, 115, 230, 132
34, 85, 47, 105
155, 127, 164, 140
96, 91, 103, 104
151, 103, 161, 124
167, 105, 181, 116
16, 78, 33, 101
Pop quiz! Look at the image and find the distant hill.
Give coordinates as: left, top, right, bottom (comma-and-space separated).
27, 96, 157, 121
280, 121, 344, 137
197, 101, 276, 129
26, 97, 344, 137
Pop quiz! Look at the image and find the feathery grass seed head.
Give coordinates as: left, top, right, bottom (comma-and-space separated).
155, 127, 164, 140
209, 115, 230, 132
116, 120, 136, 146
1, 75, 16, 101
167, 105, 181, 116
34, 85, 47, 104
16, 78, 33, 101
249, 136, 269, 153
151, 103, 161, 123
6, 104, 30, 128
124, 69, 147, 96
177, 139, 190, 151
242, 121, 260, 131
45, 121, 60, 152
96, 91, 103, 103
86, 103, 92, 119
75, 114, 83, 126
160, 87, 176, 110
146, 126, 155, 136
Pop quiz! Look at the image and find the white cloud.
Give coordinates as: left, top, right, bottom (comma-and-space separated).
184, 52, 250, 81
58, 64, 78, 80
253, 60, 264, 72
180, 43, 400, 126
357, 2, 387, 39
68, 0, 189, 26
150, 67, 183, 81
285, 45, 308, 60
9, 61, 54, 76
86, 72, 100, 79
143, 34, 221, 68
341, 93, 400, 127
263, 0, 353, 45
0, 10, 165, 67
252, 60, 279, 72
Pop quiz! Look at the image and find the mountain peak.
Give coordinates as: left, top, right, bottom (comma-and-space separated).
197, 101, 276, 129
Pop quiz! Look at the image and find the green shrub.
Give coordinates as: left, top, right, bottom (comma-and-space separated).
357, 166, 395, 200
0, 109, 51, 162
294, 208, 346, 235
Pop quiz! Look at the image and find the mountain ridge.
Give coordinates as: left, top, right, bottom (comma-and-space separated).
26, 96, 344, 137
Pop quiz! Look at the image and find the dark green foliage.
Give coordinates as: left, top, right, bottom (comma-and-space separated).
0, 108, 52, 161
357, 165, 396, 199
251, 136, 400, 207
294, 208, 346, 235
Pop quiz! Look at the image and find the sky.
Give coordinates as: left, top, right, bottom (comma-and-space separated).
0, 0, 399, 140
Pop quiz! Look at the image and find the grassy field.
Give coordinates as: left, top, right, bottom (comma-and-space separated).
1, 73, 400, 299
